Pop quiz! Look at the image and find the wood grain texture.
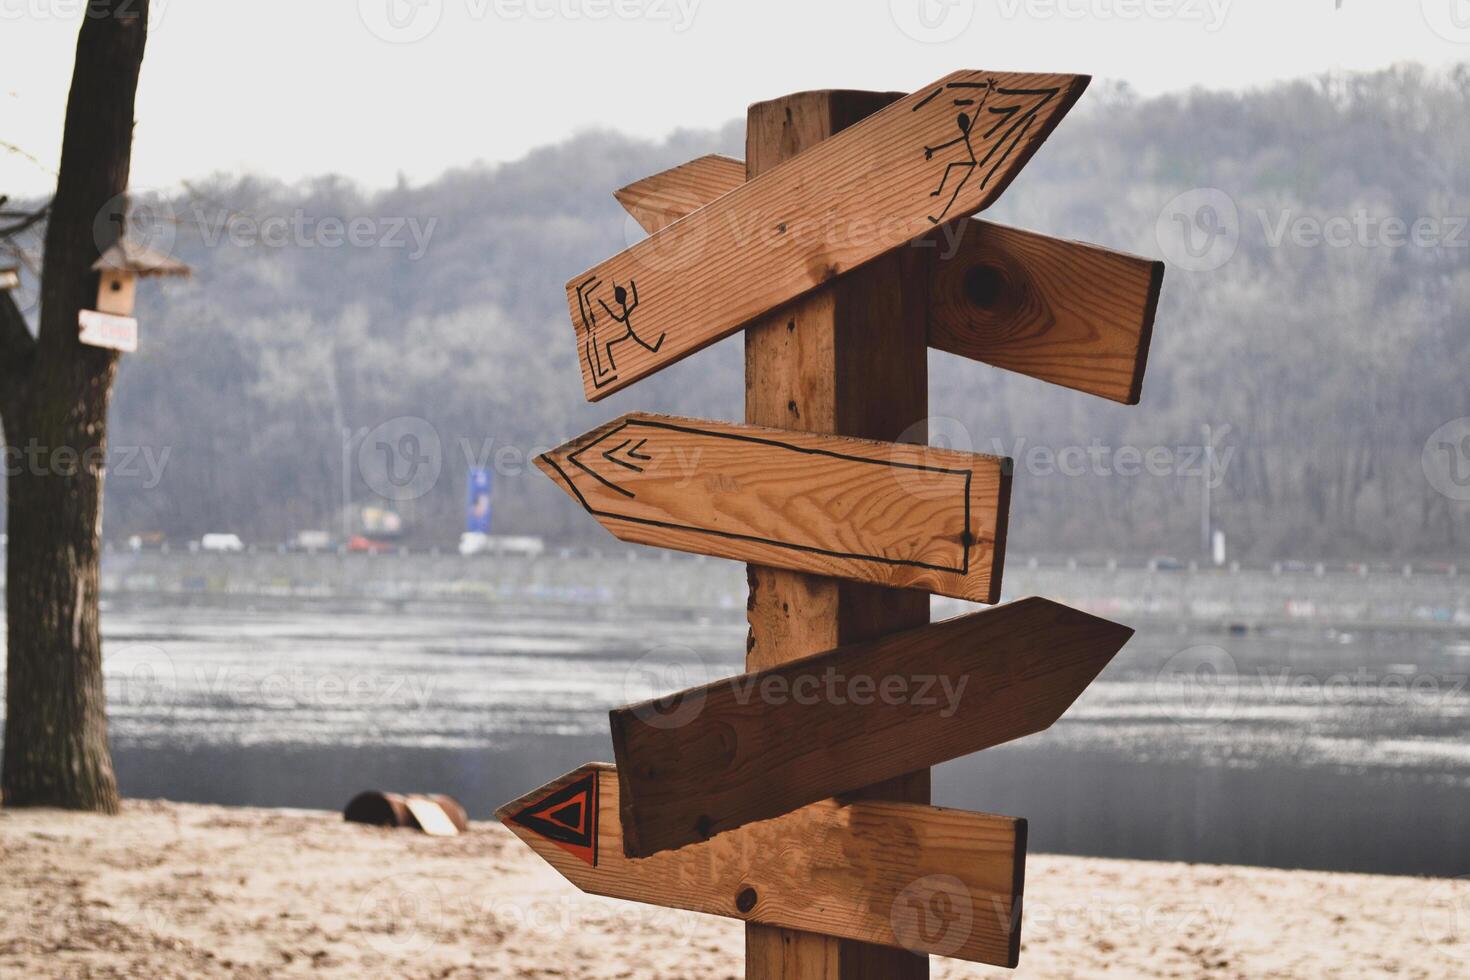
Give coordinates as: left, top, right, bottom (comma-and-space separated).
612, 154, 744, 233
496, 764, 1027, 968
742, 89, 932, 980
611, 597, 1131, 858
535, 412, 1010, 604
568, 69, 1090, 400
615, 155, 1161, 405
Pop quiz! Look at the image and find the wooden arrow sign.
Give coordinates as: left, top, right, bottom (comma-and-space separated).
497, 763, 1027, 967
610, 597, 1130, 858
615, 154, 1162, 405
536, 413, 1010, 603
568, 69, 1090, 400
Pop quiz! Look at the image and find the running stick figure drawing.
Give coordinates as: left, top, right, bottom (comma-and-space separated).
576, 275, 663, 389
917, 80, 993, 225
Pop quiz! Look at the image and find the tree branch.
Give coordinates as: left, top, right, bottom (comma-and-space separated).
0, 203, 50, 238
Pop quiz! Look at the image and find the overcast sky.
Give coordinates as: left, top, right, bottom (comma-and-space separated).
3, 0, 1469, 197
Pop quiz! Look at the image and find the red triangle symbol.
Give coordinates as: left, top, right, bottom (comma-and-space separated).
509, 771, 599, 867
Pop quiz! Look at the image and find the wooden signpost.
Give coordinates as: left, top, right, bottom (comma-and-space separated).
610, 597, 1132, 858
569, 70, 1089, 400
537, 412, 1010, 603
616, 155, 1162, 404
497, 764, 1027, 966
501, 67, 1162, 976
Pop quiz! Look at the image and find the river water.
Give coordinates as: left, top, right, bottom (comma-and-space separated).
8, 591, 1470, 877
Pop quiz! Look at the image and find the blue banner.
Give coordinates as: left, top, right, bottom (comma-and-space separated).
466, 468, 493, 534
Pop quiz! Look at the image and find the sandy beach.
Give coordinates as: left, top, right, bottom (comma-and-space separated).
1, 800, 1465, 979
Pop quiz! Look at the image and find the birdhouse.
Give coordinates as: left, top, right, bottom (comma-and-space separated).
91, 240, 190, 316
0, 266, 18, 291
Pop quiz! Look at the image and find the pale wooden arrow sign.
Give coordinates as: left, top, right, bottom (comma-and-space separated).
568, 69, 1090, 400
536, 413, 1010, 603
616, 153, 1162, 405
610, 597, 1131, 858
497, 763, 1027, 967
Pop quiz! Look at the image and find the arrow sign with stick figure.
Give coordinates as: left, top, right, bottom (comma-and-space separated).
535, 413, 1011, 603
497, 763, 1028, 967
609, 597, 1132, 858
614, 154, 1163, 405
567, 69, 1089, 400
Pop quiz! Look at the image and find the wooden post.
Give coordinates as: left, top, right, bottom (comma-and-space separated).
744, 89, 931, 980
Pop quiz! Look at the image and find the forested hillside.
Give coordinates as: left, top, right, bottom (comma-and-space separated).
9, 65, 1467, 559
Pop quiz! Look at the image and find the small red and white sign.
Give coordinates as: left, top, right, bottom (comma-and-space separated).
78, 309, 138, 353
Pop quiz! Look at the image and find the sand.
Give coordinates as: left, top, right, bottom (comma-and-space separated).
1, 800, 1465, 978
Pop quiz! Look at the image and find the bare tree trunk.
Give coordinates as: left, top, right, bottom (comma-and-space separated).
1, 0, 149, 811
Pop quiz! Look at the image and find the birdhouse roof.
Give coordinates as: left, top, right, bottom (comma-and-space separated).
92, 240, 191, 278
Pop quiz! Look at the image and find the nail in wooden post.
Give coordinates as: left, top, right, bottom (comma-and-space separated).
744, 89, 931, 980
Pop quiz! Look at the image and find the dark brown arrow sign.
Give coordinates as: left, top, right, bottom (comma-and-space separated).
497, 763, 1028, 967
609, 596, 1131, 858
536, 413, 1010, 603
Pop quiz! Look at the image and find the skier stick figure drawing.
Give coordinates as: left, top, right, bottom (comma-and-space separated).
576, 275, 663, 390
918, 80, 993, 225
